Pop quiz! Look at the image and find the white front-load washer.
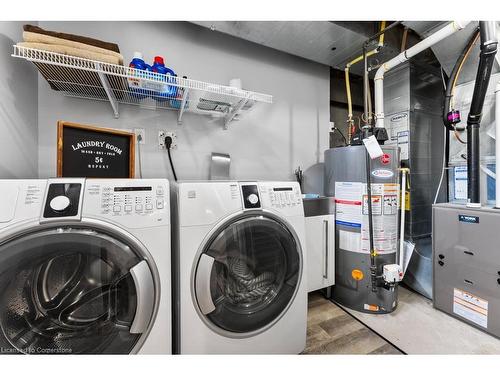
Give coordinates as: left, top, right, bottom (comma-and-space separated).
0, 178, 171, 354
172, 180, 307, 354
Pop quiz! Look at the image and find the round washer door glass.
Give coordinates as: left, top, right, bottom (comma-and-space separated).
0, 227, 156, 354
194, 214, 301, 335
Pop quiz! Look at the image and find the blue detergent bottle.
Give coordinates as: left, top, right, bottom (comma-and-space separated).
151, 56, 177, 102
128, 52, 150, 99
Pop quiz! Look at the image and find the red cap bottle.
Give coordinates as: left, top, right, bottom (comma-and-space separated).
154, 56, 164, 65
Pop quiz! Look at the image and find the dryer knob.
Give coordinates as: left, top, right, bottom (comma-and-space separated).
247, 193, 259, 205
50, 195, 71, 212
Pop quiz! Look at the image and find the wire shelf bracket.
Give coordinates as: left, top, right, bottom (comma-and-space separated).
177, 88, 190, 125
12, 45, 273, 128
224, 93, 250, 130
95, 62, 119, 118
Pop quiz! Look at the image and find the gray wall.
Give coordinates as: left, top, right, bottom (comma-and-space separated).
37, 21, 330, 181
0, 22, 38, 178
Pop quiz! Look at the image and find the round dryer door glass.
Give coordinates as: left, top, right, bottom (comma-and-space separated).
194, 214, 301, 335
0, 227, 156, 354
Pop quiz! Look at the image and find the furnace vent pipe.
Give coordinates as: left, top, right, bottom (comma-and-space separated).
374, 21, 471, 129
467, 21, 498, 207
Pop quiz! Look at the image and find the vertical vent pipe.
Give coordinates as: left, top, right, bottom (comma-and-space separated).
467, 21, 498, 207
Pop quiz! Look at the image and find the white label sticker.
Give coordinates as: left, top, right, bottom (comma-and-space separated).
453, 288, 488, 328
362, 135, 384, 159
386, 111, 410, 160
339, 230, 361, 252
336, 182, 399, 254
372, 169, 394, 179
454, 166, 468, 200
361, 183, 399, 254
335, 181, 363, 202
335, 182, 363, 229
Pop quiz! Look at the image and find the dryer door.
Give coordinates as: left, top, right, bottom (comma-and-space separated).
193, 212, 302, 337
0, 226, 157, 354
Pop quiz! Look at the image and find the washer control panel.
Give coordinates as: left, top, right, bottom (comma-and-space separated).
84, 179, 169, 228
258, 181, 303, 216
268, 187, 301, 208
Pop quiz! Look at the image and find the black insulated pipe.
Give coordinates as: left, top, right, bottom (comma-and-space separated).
361, 127, 378, 292
467, 21, 498, 205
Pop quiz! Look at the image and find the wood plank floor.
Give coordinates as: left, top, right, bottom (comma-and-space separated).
304, 292, 402, 354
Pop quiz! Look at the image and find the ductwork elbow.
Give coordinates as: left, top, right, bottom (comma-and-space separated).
373, 21, 471, 130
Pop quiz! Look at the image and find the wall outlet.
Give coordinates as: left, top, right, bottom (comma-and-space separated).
134, 128, 146, 144
158, 130, 178, 150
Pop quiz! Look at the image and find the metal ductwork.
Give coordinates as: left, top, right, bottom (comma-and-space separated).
190, 21, 411, 76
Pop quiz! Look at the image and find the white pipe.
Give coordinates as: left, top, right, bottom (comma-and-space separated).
495, 80, 500, 207
481, 165, 496, 180
399, 169, 407, 270
375, 21, 471, 129
433, 126, 447, 204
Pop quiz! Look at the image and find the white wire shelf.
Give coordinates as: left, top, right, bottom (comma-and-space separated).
12, 45, 273, 128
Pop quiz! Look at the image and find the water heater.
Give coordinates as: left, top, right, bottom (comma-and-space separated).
325, 145, 400, 313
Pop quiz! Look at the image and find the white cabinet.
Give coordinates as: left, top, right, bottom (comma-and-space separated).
305, 213, 335, 292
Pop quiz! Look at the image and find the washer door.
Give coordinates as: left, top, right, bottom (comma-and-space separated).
0, 227, 156, 354
193, 213, 302, 337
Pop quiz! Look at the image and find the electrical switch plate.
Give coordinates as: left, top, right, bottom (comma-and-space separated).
158, 130, 178, 150
134, 128, 146, 144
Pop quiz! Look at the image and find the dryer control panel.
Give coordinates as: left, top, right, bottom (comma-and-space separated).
83, 179, 170, 228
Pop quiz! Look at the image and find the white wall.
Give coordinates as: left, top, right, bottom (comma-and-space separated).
37, 21, 330, 181
0, 22, 38, 178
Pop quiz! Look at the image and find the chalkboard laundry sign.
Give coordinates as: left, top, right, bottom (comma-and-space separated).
57, 121, 135, 178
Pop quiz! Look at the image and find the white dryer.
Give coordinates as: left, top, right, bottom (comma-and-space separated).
0, 178, 171, 354
172, 181, 307, 354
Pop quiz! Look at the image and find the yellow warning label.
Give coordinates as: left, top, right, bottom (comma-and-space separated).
352, 269, 364, 281
399, 190, 410, 211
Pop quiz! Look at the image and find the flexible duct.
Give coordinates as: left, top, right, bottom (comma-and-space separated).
374, 21, 471, 129
467, 21, 498, 206
442, 29, 480, 131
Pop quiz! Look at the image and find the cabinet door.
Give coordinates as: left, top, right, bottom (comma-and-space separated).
306, 214, 335, 292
